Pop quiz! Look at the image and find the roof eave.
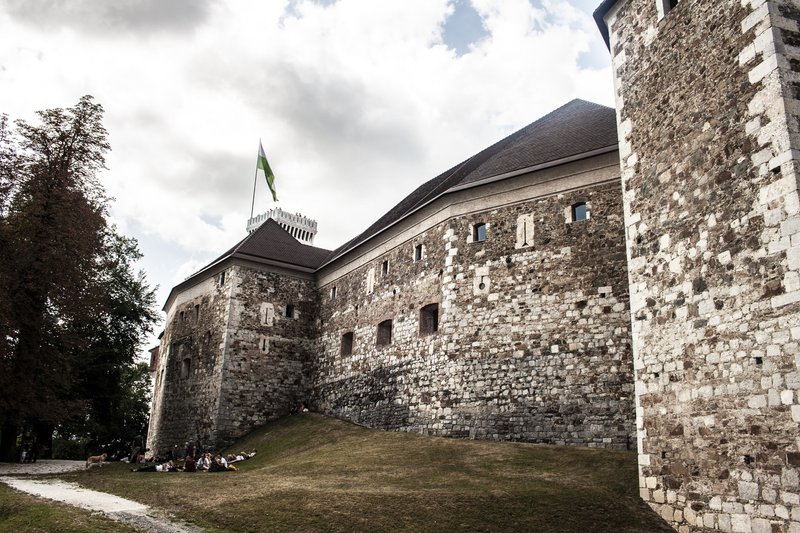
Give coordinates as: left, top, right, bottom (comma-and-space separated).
317, 144, 619, 270
593, 0, 623, 49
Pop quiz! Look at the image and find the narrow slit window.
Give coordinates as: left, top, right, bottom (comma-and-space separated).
194, 304, 200, 323
377, 319, 393, 346
382, 259, 390, 276
330, 286, 337, 299
419, 303, 439, 335
473, 222, 487, 242
414, 244, 424, 262
572, 202, 588, 222
341, 332, 354, 356
285, 304, 295, 318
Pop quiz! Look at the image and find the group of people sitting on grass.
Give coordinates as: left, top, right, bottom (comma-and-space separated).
132, 444, 256, 473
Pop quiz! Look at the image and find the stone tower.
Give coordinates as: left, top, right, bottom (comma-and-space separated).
596, 0, 800, 530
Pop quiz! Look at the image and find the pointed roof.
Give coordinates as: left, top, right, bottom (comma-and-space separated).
163, 220, 331, 311
214, 219, 331, 270
322, 99, 618, 265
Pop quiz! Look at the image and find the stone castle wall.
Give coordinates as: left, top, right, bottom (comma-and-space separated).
148, 264, 317, 454
312, 172, 635, 447
147, 275, 232, 454
212, 264, 317, 446
606, 0, 800, 530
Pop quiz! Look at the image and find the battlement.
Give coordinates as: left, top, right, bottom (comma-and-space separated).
247, 207, 318, 245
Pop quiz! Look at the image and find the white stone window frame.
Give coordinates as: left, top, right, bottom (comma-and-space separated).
467, 222, 488, 244
565, 200, 590, 224
656, 0, 678, 20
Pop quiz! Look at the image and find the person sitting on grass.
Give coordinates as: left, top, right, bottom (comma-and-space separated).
184, 454, 197, 472
208, 454, 228, 472
132, 460, 176, 473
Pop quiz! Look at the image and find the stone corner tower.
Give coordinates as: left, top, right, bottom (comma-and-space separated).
597, 0, 800, 530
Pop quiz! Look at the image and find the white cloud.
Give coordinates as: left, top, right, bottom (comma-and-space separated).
0, 0, 614, 352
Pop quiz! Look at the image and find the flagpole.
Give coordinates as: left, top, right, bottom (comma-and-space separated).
249, 139, 260, 221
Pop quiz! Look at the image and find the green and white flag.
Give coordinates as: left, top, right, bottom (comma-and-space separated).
257, 142, 278, 202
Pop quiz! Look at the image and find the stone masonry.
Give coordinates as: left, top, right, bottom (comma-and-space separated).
600, 0, 800, 530
314, 174, 633, 446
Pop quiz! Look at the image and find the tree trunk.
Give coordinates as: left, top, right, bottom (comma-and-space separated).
0, 421, 19, 462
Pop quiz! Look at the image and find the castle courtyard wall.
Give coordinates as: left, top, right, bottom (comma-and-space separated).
606, 0, 800, 529
312, 162, 635, 447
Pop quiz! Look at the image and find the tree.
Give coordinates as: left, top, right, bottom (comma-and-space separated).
0, 96, 157, 461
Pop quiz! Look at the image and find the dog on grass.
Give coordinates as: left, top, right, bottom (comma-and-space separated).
85, 453, 107, 469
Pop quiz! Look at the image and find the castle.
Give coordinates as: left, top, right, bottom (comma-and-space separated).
149, 1, 800, 531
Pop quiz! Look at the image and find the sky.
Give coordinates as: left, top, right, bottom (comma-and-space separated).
0, 0, 614, 358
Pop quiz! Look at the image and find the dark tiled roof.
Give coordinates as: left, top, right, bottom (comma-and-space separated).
217, 218, 331, 269
322, 99, 618, 265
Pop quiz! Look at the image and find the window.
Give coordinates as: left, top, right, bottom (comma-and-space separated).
366, 267, 375, 295
571, 202, 588, 222
330, 286, 337, 299
413, 244, 425, 262
285, 304, 295, 318
377, 319, 392, 346
473, 223, 487, 242
194, 304, 200, 324
179, 311, 185, 323
657, 0, 679, 19
181, 358, 191, 379
218, 271, 226, 286
341, 332, 354, 356
419, 303, 439, 335
260, 335, 269, 353
381, 259, 389, 276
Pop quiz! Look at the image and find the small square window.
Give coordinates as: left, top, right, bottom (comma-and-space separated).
473, 223, 487, 242
571, 202, 588, 222
341, 332, 354, 356
377, 319, 392, 346
381, 259, 389, 276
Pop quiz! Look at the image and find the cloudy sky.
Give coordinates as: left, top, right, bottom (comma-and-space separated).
0, 0, 614, 356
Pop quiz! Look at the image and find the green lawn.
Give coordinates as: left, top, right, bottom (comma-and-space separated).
57, 413, 671, 532
0, 482, 137, 533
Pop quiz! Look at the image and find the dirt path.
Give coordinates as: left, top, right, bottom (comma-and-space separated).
0, 461, 202, 532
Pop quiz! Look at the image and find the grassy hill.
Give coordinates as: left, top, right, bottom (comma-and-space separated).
61, 413, 671, 532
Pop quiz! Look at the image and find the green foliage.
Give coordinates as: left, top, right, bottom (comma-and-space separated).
0, 96, 157, 461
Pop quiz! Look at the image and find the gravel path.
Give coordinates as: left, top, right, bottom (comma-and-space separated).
0, 461, 202, 532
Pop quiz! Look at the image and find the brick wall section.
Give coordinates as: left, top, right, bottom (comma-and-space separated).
313, 180, 635, 447
212, 265, 317, 446
606, 0, 800, 530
